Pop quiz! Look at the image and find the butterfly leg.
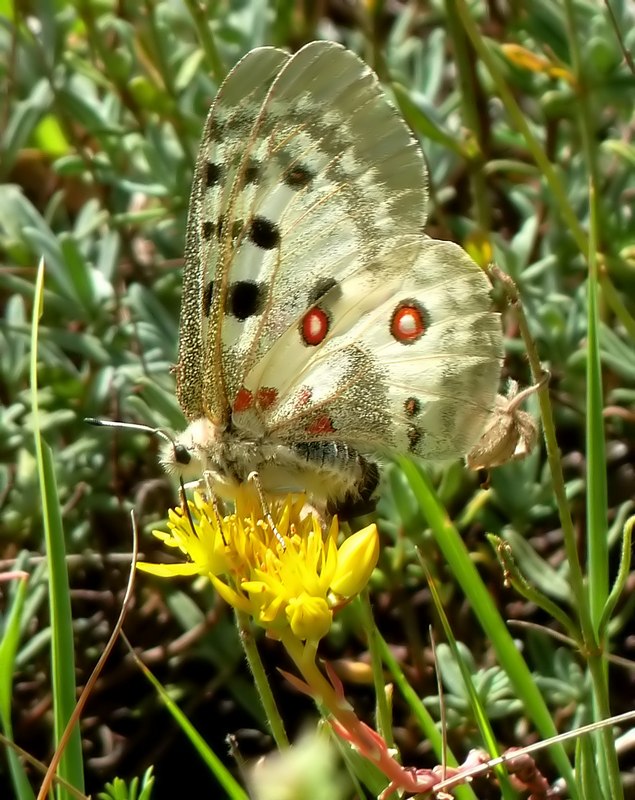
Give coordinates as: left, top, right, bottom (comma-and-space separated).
176, 477, 202, 539
199, 471, 228, 545
247, 471, 286, 550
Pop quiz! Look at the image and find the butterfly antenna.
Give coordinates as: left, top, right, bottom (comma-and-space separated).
247, 471, 286, 550
85, 417, 191, 482
84, 417, 176, 448
177, 475, 206, 543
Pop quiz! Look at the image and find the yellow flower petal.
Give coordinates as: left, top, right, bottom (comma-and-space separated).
501, 44, 575, 84
136, 561, 201, 577
209, 574, 252, 613
330, 524, 379, 598
286, 594, 332, 642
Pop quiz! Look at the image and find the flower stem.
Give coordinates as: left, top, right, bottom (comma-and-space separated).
359, 591, 393, 747
236, 610, 289, 749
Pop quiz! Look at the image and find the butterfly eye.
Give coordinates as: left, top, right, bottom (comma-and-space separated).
174, 444, 192, 465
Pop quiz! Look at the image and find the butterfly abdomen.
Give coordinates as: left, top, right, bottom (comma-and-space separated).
292, 441, 380, 517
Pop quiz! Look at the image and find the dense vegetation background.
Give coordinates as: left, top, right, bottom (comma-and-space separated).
1, 1, 634, 798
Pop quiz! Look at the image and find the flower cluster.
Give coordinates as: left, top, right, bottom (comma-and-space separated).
138, 490, 379, 643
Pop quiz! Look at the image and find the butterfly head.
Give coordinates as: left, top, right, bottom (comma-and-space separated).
160, 417, 222, 482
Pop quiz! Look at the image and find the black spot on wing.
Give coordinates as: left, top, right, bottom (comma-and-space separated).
407, 425, 421, 453
206, 162, 222, 187
206, 117, 223, 143
244, 159, 260, 184
404, 397, 421, 417
201, 220, 214, 240
308, 277, 341, 306
249, 216, 280, 250
283, 163, 314, 189
227, 280, 265, 320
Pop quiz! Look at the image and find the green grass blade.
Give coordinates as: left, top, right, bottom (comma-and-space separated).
580, 109, 609, 634
0, 572, 35, 800
30, 260, 84, 799
427, 577, 516, 799
399, 459, 579, 799
129, 642, 249, 800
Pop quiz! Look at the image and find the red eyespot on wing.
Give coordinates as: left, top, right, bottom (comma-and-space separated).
404, 396, 421, 417
301, 307, 329, 346
292, 386, 313, 413
233, 387, 254, 412
306, 415, 335, 434
296, 387, 312, 407
257, 387, 278, 409
390, 300, 427, 344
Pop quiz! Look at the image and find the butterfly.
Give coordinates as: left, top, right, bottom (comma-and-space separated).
161, 40, 504, 516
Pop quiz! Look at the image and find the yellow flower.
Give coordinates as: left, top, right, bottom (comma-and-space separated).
501, 44, 575, 84
138, 491, 379, 643
330, 523, 379, 598
286, 594, 331, 642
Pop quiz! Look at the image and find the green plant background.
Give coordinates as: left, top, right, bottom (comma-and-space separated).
1, 1, 634, 799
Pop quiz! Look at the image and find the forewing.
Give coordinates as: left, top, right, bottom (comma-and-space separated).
177, 47, 290, 423
205, 41, 428, 414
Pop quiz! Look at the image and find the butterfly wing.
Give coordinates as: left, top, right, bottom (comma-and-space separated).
242, 237, 503, 461
177, 46, 291, 424
181, 41, 428, 425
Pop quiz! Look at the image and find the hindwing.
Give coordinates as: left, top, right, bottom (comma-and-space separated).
235, 238, 503, 460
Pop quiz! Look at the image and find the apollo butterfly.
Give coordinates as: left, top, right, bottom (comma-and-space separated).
161, 41, 504, 516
